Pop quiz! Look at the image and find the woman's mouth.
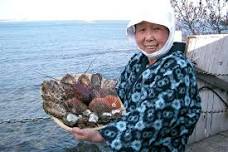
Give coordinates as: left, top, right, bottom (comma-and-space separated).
145, 45, 157, 50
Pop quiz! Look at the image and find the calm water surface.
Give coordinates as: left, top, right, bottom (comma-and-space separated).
0, 20, 137, 151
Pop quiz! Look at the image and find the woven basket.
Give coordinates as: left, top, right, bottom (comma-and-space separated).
41, 73, 124, 131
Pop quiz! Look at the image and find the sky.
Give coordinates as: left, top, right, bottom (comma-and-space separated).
1, 0, 227, 21
0, 0, 141, 21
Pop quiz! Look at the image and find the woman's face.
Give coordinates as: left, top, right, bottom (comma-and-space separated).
135, 21, 169, 54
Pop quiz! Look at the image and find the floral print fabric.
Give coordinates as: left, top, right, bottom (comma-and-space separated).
99, 43, 201, 152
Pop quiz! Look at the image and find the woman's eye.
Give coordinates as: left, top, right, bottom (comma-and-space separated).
153, 27, 161, 31
138, 28, 145, 32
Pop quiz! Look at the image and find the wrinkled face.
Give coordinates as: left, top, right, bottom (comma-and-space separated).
135, 21, 169, 54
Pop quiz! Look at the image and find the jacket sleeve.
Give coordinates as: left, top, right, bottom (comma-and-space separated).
98, 56, 201, 151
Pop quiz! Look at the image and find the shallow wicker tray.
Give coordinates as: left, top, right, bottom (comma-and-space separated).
41, 73, 124, 131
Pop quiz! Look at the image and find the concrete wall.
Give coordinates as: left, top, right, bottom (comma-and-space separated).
186, 34, 228, 143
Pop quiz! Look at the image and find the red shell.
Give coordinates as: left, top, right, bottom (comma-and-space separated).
89, 97, 113, 114
104, 95, 122, 109
98, 88, 117, 97
73, 82, 94, 105
88, 95, 122, 115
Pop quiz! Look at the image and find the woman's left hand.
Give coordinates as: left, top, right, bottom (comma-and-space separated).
71, 127, 105, 143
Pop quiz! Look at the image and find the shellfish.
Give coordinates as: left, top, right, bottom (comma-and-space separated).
91, 73, 102, 89
89, 97, 113, 116
88, 95, 122, 115
64, 97, 88, 115
41, 73, 124, 129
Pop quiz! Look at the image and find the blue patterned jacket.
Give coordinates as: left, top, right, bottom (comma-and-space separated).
99, 43, 201, 152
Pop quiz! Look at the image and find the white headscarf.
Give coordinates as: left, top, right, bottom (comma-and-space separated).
126, 0, 176, 59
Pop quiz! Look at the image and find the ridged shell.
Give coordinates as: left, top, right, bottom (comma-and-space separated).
104, 95, 122, 109
89, 98, 113, 115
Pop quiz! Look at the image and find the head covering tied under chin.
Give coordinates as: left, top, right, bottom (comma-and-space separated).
126, 0, 176, 59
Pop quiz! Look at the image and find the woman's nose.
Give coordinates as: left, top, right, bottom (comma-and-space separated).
145, 30, 155, 41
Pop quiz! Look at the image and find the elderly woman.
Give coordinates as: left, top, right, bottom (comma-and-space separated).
71, 1, 201, 151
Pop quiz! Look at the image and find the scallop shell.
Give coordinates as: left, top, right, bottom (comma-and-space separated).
104, 95, 122, 109
88, 97, 113, 115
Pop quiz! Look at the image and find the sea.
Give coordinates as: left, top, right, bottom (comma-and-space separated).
0, 20, 137, 152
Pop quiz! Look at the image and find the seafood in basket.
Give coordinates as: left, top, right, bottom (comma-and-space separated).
40, 73, 125, 130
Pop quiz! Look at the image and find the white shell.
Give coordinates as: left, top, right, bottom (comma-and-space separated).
82, 109, 92, 116
66, 113, 80, 123
111, 109, 122, 115
102, 112, 112, 117
88, 113, 99, 123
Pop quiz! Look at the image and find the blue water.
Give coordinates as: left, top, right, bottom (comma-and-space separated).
0, 20, 137, 151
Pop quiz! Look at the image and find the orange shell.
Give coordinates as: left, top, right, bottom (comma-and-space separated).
89, 97, 106, 105
104, 95, 122, 109
89, 97, 113, 113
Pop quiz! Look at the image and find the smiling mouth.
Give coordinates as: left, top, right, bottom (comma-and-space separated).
145, 45, 157, 49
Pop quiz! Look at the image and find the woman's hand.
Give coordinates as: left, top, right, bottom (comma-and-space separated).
71, 127, 105, 143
